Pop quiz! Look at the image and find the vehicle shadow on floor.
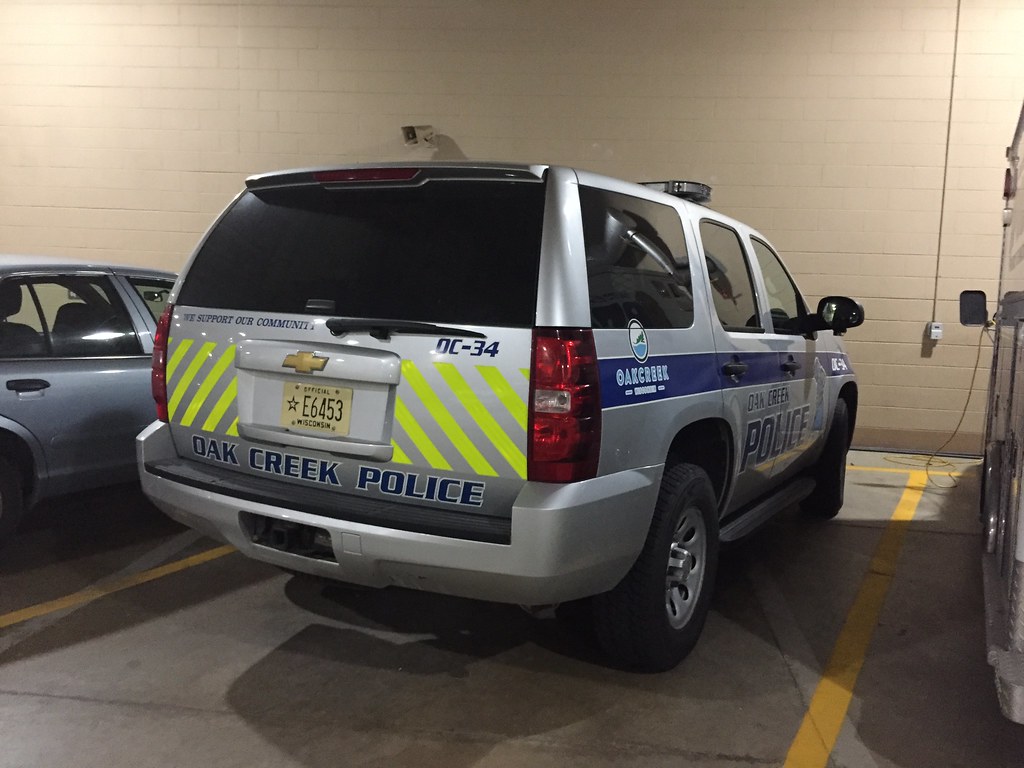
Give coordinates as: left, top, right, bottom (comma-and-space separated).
0, 482, 184, 576
222, 464, 1024, 768
0, 482, 278, 666
222, 556, 804, 768
280, 575, 611, 675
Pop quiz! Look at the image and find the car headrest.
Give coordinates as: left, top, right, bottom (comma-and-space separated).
53, 302, 101, 334
0, 282, 22, 318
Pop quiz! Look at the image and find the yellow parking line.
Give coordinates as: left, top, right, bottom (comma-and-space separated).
783, 470, 927, 768
847, 464, 963, 477
0, 545, 235, 630
848, 465, 915, 474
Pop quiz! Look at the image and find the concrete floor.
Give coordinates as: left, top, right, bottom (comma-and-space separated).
1, 451, 1023, 768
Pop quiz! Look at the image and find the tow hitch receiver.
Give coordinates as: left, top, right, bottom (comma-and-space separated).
243, 513, 336, 562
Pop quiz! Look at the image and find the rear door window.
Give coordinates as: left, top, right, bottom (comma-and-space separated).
177, 180, 546, 328
0, 275, 141, 358
580, 186, 694, 329
128, 277, 175, 320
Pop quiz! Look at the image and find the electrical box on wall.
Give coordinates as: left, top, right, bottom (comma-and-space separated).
401, 125, 436, 148
927, 321, 943, 340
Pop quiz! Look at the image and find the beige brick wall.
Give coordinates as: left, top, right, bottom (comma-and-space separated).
2, 0, 1023, 453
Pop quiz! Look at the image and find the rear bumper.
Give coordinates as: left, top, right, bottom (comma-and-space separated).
137, 421, 661, 605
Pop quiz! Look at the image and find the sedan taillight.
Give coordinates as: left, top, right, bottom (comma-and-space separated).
152, 303, 173, 422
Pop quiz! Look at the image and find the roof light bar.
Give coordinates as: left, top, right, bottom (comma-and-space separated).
641, 180, 712, 204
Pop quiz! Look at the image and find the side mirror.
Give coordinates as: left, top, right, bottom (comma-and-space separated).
815, 296, 864, 335
959, 290, 989, 326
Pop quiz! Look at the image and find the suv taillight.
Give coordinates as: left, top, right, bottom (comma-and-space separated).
528, 328, 602, 483
152, 303, 173, 422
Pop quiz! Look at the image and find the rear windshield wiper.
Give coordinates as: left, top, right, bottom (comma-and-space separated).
325, 317, 487, 341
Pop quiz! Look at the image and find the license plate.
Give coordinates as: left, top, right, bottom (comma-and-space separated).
281, 382, 353, 436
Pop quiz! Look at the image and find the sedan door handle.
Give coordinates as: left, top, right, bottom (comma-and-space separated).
721, 360, 748, 378
781, 358, 801, 374
7, 378, 50, 392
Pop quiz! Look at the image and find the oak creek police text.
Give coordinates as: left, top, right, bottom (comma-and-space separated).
740, 385, 811, 469
741, 404, 811, 469
190, 436, 485, 506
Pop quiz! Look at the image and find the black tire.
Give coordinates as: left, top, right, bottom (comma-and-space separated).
591, 463, 719, 672
0, 456, 24, 549
801, 398, 850, 519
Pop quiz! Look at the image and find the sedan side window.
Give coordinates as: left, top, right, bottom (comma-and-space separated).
0, 276, 142, 359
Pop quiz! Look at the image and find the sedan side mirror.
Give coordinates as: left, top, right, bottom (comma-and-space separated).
813, 296, 864, 336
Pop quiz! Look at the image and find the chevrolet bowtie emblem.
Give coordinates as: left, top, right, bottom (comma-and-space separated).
282, 351, 328, 374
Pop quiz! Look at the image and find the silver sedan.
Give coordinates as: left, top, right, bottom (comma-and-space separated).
0, 254, 175, 548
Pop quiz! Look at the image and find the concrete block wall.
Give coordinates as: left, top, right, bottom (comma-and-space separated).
2, 0, 1023, 453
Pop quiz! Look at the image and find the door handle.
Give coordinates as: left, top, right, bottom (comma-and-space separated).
721, 359, 748, 378
781, 358, 801, 374
7, 378, 50, 392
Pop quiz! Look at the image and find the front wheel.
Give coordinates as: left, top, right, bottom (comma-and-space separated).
592, 463, 719, 672
801, 398, 850, 519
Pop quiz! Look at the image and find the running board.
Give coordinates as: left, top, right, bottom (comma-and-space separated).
982, 552, 1024, 724
719, 477, 816, 543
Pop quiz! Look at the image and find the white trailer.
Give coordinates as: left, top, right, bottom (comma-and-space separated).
963, 100, 1024, 723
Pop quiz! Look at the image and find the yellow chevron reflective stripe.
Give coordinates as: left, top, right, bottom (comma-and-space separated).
402, 361, 496, 477
436, 363, 525, 478
394, 396, 451, 470
164, 339, 527, 476
202, 376, 238, 433
168, 341, 216, 420
391, 440, 411, 464
166, 338, 192, 380
476, 365, 527, 430
166, 338, 238, 433
180, 347, 236, 427
520, 368, 529, 379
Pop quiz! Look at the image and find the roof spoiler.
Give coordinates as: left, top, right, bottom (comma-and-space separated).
245, 163, 546, 190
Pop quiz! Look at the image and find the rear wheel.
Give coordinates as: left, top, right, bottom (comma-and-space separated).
801, 398, 850, 519
0, 456, 24, 549
592, 463, 719, 671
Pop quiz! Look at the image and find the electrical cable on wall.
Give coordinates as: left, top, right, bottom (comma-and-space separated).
929, 0, 963, 322
884, 324, 992, 487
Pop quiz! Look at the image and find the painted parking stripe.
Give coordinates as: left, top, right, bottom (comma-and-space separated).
848, 464, 963, 477
0, 545, 235, 630
783, 470, 927, 768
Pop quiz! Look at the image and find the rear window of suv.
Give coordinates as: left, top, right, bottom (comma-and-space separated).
177, 179, 546, 328
580, 186, 694, 330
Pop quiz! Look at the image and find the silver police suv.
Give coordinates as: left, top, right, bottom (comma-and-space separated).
138, 164, 863, 670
